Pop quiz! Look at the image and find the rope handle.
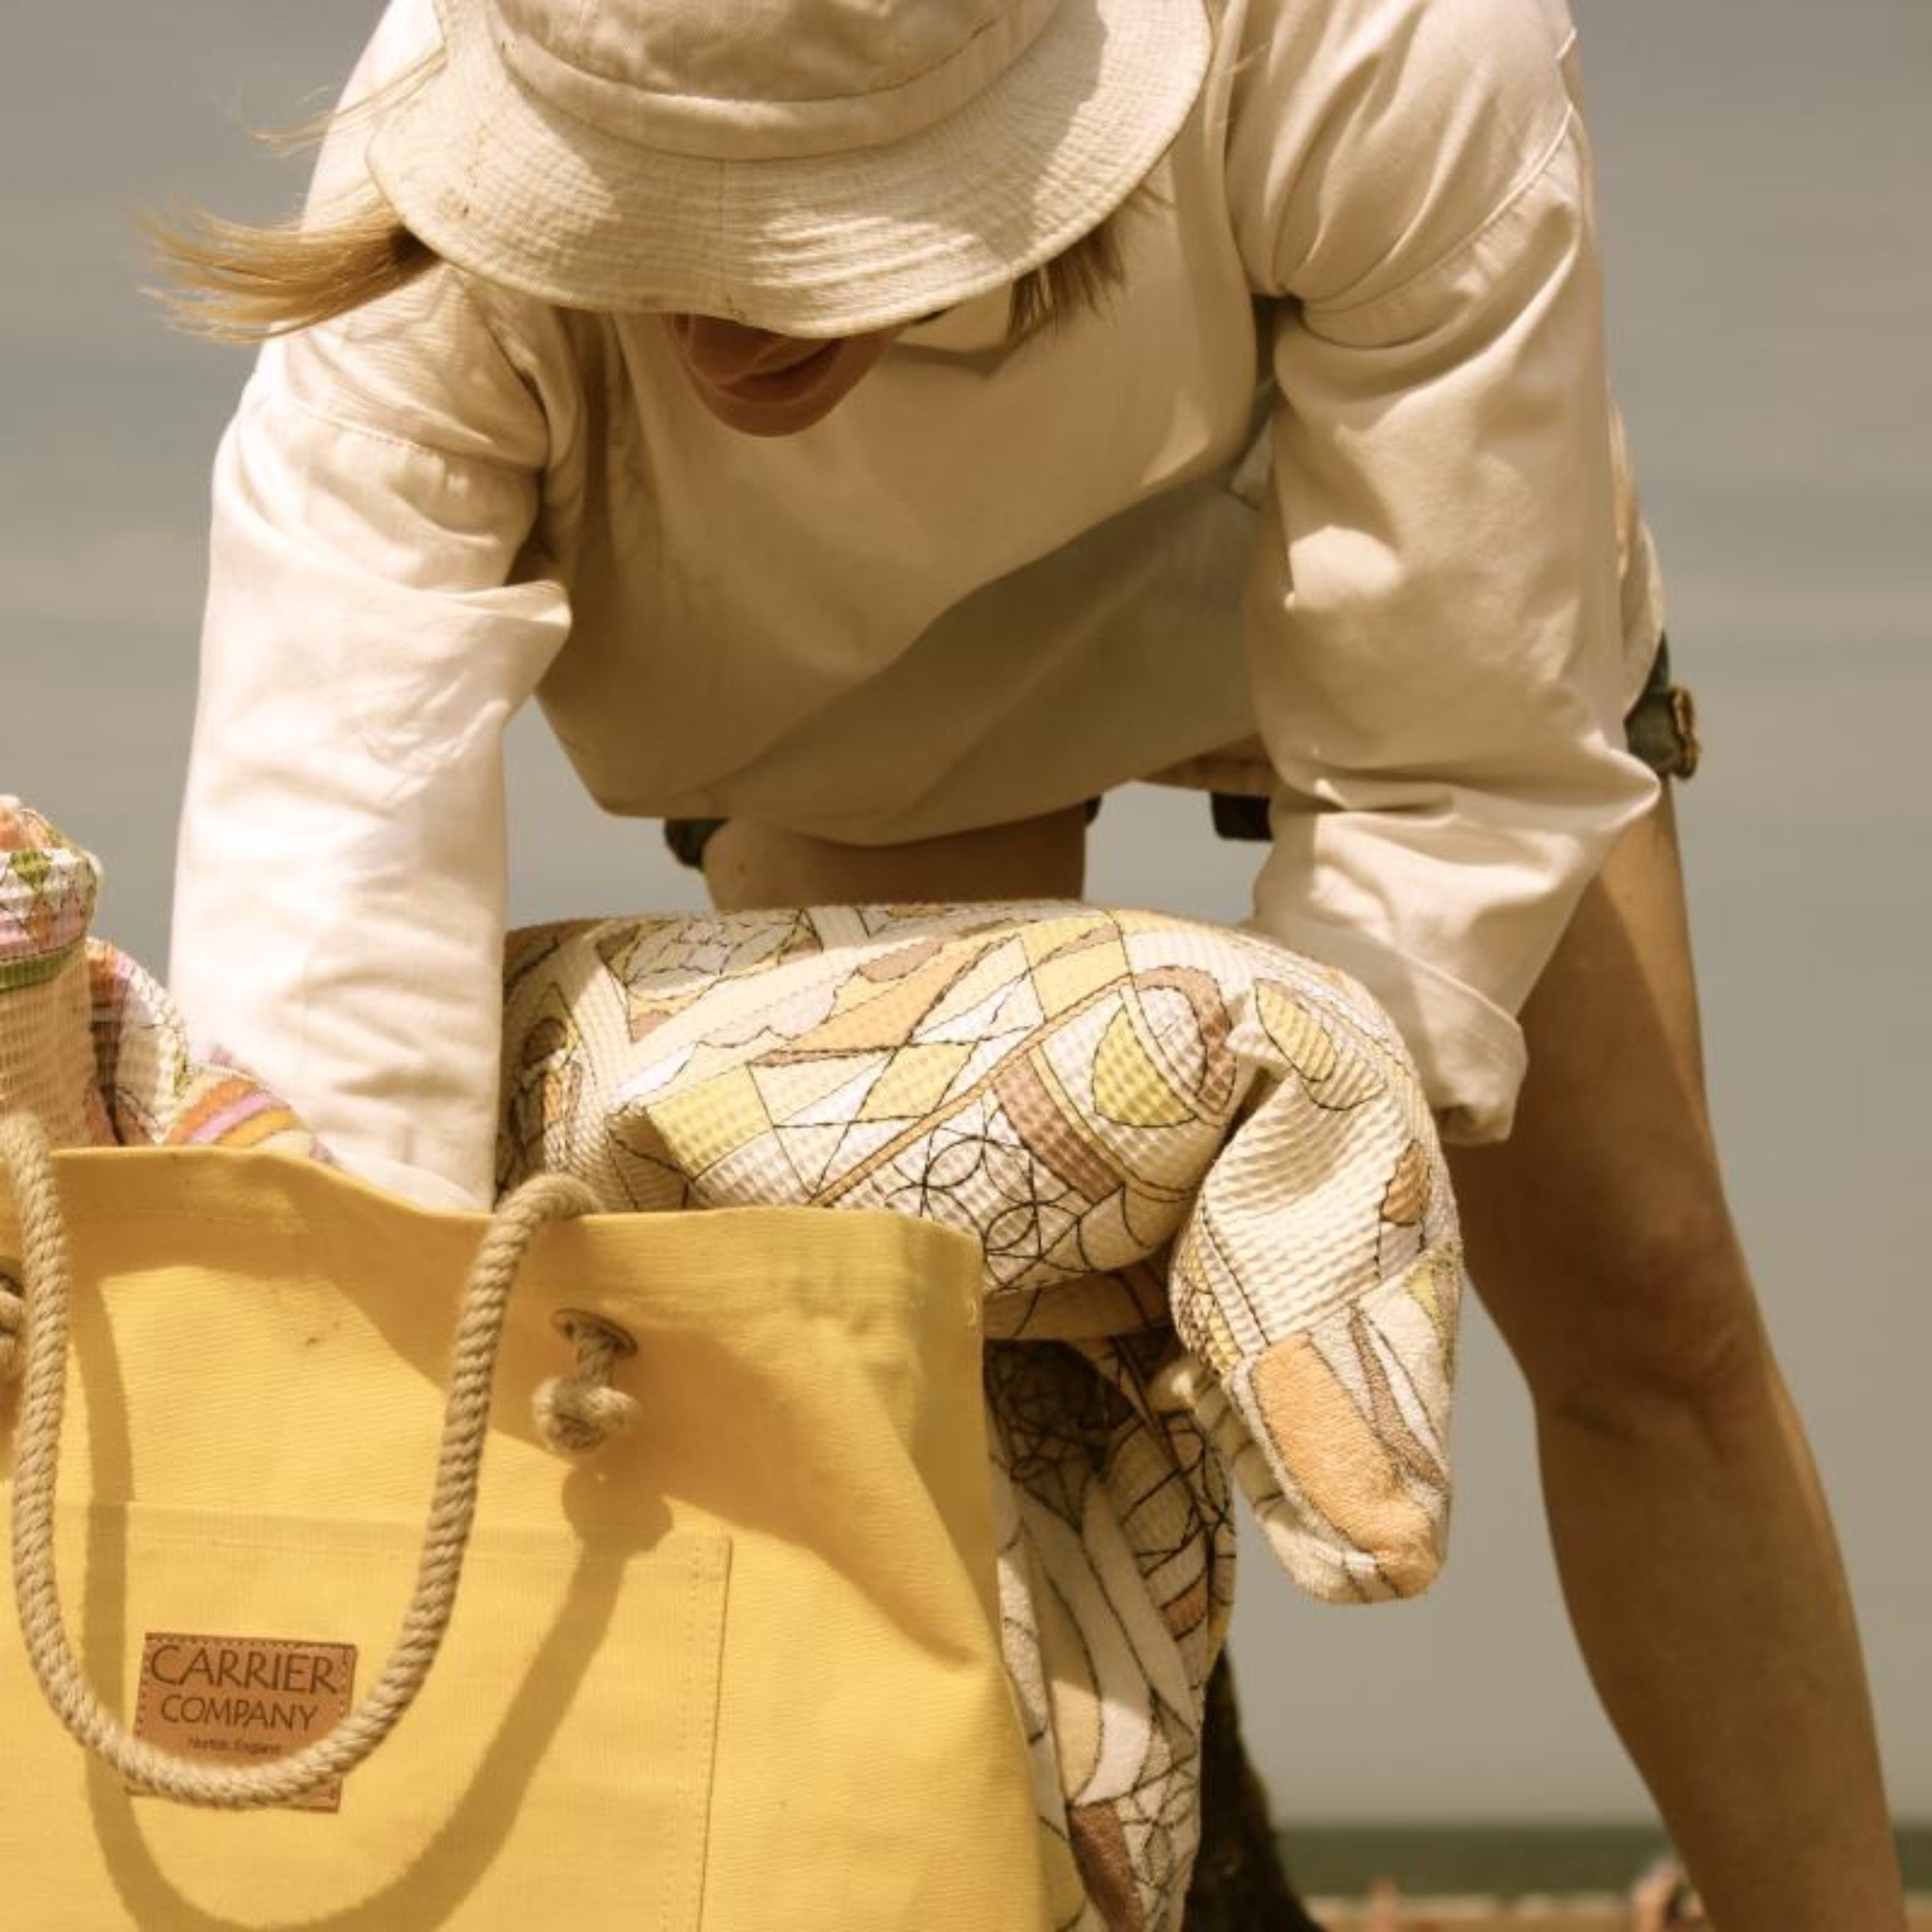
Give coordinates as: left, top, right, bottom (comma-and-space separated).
0, 1111, 631, 1810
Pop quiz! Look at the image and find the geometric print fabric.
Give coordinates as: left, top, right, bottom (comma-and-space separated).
500, 899, 1468, 1928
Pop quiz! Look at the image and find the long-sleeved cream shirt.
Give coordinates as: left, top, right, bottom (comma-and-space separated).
169, 0, 1666, 1212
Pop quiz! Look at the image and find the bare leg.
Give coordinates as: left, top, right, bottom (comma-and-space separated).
1448, 788, 1904, 1930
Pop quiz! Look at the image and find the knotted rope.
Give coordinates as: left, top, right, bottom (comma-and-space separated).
0, 1263, 22, 1381
535, 1312, 639, 1455
0, 1112, 621, 1808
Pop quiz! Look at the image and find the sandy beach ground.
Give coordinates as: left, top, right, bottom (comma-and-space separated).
1308, 1900, 1932, 1930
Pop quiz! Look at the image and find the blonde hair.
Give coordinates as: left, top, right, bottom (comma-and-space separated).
148, 189, 436, 343
151, 189, 1151, 349
1006, 192, 1157, 347
148, 61, 1163, 350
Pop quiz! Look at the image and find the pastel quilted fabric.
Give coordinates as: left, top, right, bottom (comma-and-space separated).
86, 944, 339, 1163
0, 799, 334, 1164
500, 902, 1463, 1603
0, 798, 111, 1150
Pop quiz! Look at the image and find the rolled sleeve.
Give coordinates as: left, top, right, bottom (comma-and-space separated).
168, 280, 569, 1209
1230, 0, 1659, 1141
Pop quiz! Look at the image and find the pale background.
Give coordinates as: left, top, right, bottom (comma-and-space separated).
2, 0, 1926, 1821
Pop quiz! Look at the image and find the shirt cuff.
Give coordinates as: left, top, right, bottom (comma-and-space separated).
1239, 910, 1528, 1145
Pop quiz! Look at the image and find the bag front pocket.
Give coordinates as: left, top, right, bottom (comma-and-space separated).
0, 1502, 730, 1931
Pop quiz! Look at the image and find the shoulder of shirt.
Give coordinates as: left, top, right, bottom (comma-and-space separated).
249, 0, 580, 469
1216, 0, 1582, 308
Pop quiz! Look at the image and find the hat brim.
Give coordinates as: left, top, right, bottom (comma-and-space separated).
366, 0, 1210, 337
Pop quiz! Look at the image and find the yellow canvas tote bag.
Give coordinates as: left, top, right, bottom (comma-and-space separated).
0, 1120, 1075, 1931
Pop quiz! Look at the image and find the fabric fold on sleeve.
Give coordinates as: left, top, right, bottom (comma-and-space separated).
1241, 103, 1659, 1143
168, 298, 569, 1210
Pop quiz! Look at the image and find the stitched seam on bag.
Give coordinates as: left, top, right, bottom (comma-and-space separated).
665, 1541, 728, 1932
117, 1535, 613, 1564
668, 1560, 702, 1932
58, 1209, 352, 1233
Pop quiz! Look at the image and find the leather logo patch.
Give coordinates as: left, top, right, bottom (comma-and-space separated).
134, 1632, 359, 1812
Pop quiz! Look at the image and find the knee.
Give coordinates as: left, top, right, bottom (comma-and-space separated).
1482, 1196, 1772, 1432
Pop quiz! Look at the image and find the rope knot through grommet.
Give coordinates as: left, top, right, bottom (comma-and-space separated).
0, 1266, 23, 1383
534, 1311, 639, 1457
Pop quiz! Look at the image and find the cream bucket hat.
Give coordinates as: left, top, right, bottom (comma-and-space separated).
365, 0, 1212, 337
